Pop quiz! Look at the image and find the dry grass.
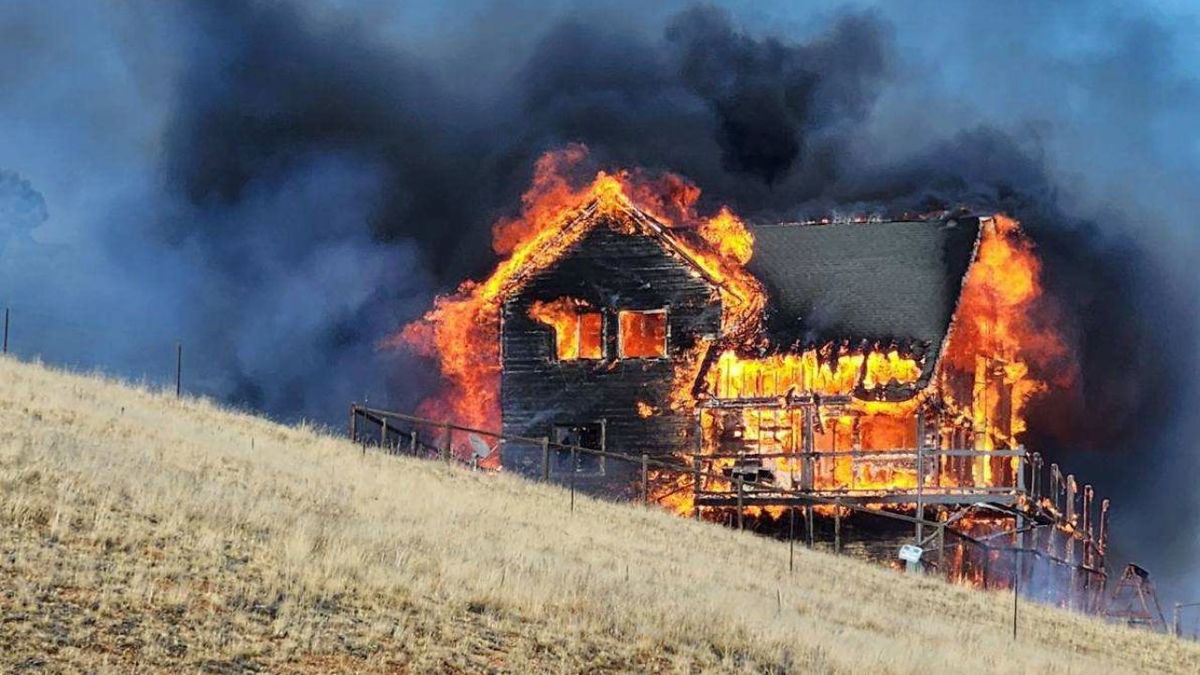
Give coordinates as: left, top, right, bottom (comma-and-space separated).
0, 356, 1197, 673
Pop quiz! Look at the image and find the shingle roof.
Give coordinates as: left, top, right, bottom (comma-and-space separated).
746, 217, 981, 382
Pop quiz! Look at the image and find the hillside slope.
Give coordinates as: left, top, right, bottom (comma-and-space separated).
0, 356, 1196, 673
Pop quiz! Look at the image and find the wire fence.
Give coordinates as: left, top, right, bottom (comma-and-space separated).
348, 403, 1115, 620
1175, 603, 1200, 641
0, 304, 186, 395
0, 303, 1133, 629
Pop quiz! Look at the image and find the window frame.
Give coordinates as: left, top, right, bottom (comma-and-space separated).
570, 311, 605, 361
617, 308, 669, 360
550, 421, 606, 477
537, 308, 604, 362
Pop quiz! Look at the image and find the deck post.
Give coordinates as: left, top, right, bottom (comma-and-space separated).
1098, 498, 1111, 568
1031, 452, 1042, 500
937, 524, 945, 574
916, 412, 926, 545
1082, 484, 1094, 567
1065, 475, 1078, 566
736, 477, 744, 530
805, 504, 814, 548
569, 446, 577, 512
801, 407, 814, 490
834, 502, 841, 554
788, 506, 796, 572
983, 543, 991, 590
1050, 463, 1062, 512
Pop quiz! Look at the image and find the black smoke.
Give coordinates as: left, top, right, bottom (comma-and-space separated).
0, 170, 47, 257
2, 0, 1197, 598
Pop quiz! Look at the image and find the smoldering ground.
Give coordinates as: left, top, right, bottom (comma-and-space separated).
1, 1, 1197, 597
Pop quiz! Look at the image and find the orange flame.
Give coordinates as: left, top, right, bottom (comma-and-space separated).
394, 144, 1070, 531
528, 297, 603, 360
392, 145, 761, 430
676, 213, 1070, 515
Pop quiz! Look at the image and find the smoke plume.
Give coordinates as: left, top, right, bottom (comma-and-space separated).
1, 0, 1197, 597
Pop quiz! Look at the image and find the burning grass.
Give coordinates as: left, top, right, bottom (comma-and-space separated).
1, 355, 1198, 673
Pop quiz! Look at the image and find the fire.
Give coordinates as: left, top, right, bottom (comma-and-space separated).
677, 213, 1068, 515
528, 297, 602, 360
702, 345, 921, 399
395, 143, 1068, 533
618, 310, 667, 359
393, 144, 760, 431
699, 207, 753, 265
939, 214, 1071, 471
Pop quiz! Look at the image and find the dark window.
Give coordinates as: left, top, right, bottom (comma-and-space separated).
552, 422, 605, 475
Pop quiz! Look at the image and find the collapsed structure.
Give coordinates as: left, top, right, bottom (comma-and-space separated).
398, 153, 1109, 609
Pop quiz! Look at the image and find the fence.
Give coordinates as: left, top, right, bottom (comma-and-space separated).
348, 403, 1110, 615
1174, 602, 1200, 640
0, 304, 186, 395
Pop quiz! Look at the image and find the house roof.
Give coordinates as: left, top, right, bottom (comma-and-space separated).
745, 217, 982, 384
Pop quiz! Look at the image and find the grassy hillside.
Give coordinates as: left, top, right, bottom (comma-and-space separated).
0, 356, 1196, 673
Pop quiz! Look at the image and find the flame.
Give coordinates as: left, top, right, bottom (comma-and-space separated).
938, 214, 1072, 482
394, 144, 1070, 550
393, 144, 761, 430
702, 346, 920, 399
528, 297, 602, 360
618, 310, 667, 359
699, 207, 753, 265
671, 212, 1070, 515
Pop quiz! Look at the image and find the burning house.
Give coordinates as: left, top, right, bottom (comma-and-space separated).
500, 202, 979, 491
392, 151, 1110, 609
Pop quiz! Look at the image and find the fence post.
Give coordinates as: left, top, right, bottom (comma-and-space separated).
541, 437, 550, 482
1012, 548, 1020, 639
410, 429, 418, 454
834, 501, 842, 554
2, 307, 8, 354
349, 404, 358, 443
380, 417, 388, 454
692, 454, 702, 521
441, 423, 451, 462
174, 342, 182, 397
937, 524, 945, 577
569, 446, 577, 512
788, 506, 796, 572
641, 453, 649, 504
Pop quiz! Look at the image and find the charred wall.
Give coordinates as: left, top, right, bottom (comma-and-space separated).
500, 216, 720, 496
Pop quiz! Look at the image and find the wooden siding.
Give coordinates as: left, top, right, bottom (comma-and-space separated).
500, 215, 721, 496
